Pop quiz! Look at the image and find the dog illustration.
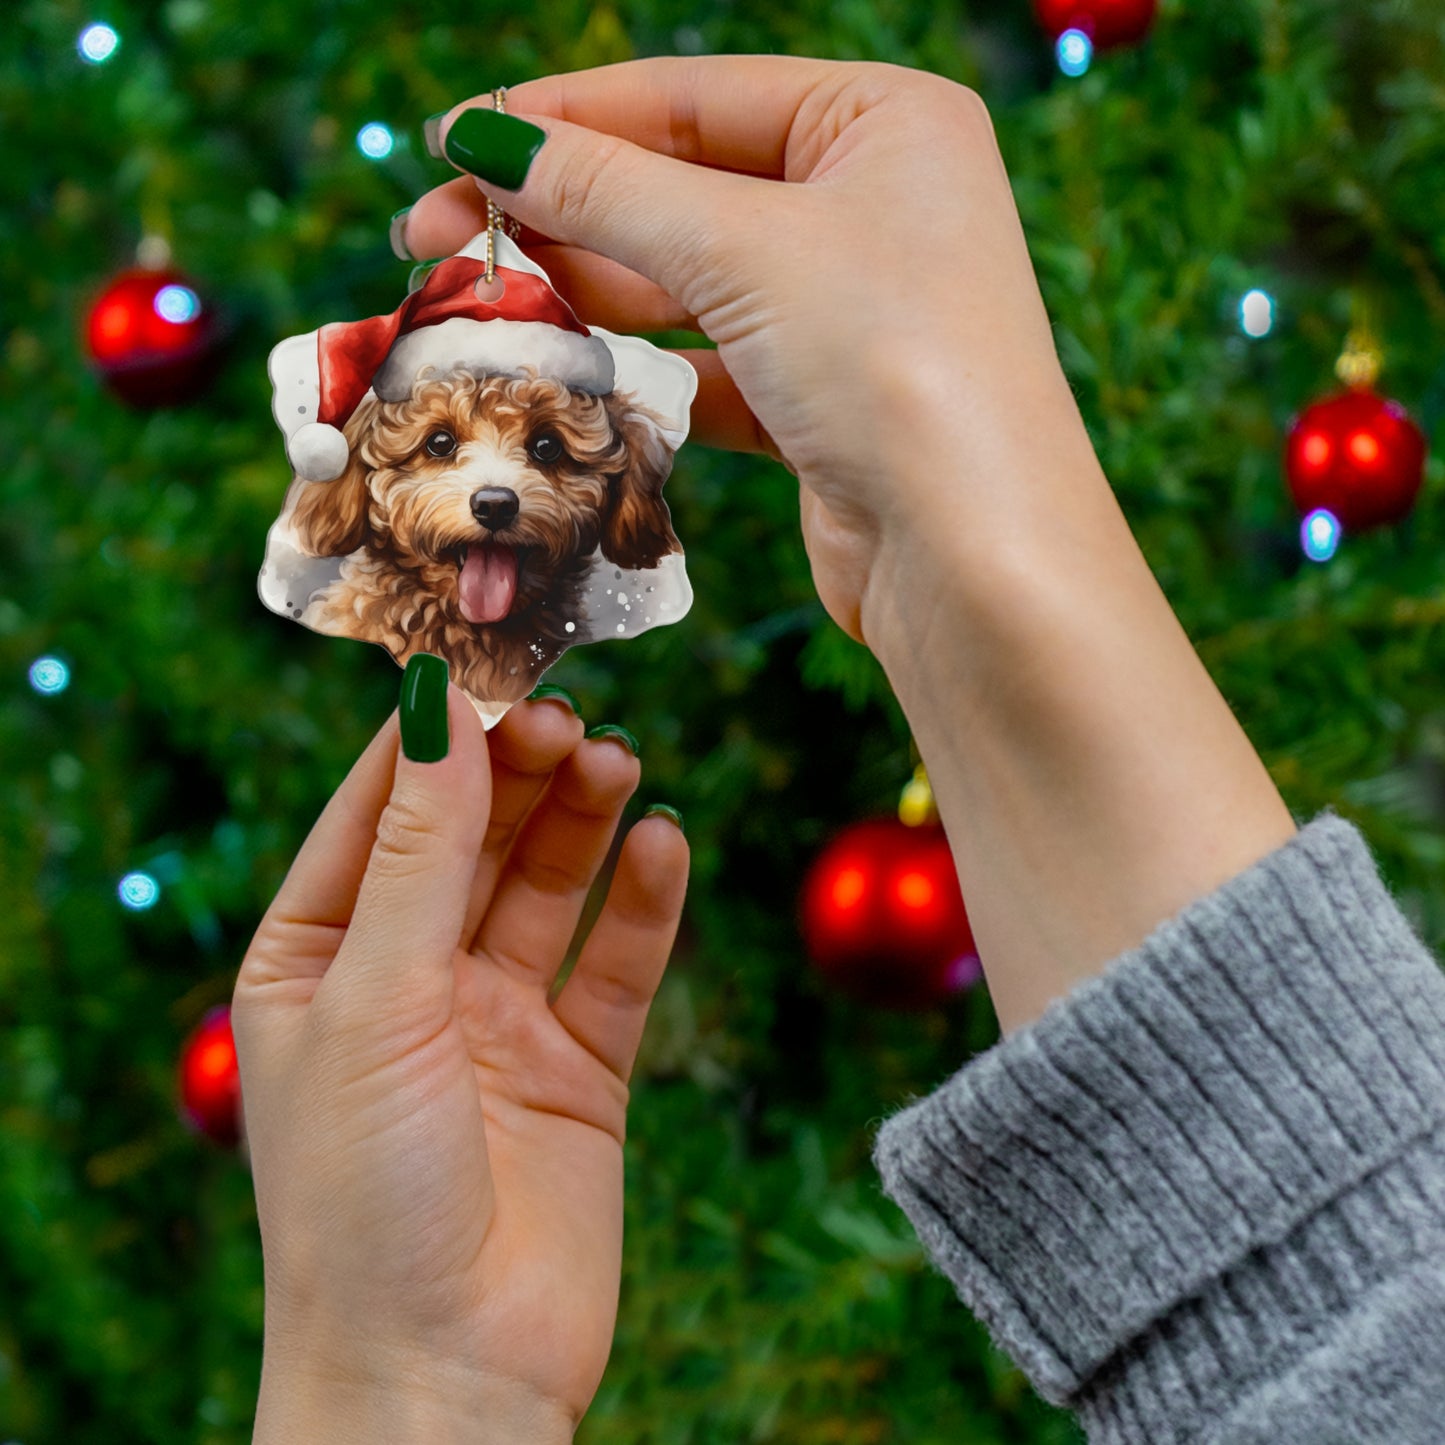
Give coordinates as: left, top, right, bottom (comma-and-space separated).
283, 367, 681, 705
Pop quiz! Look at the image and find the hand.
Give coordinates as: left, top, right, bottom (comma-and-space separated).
406, 60, 1295, 1037
233, 690, 688, 1442
402, 57, 1096, 647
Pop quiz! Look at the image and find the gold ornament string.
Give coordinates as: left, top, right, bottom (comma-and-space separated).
484, 87, 523, 285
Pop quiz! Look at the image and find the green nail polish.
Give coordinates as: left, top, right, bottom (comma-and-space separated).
443, 107, 546, 191
407, 259, 443, 295
585, 723, 639, 756
527, 683, 581, 715
644, 803, 684, 834
388, 207, 413, 262
400, 653, 449, 762
423, 112, 447, 160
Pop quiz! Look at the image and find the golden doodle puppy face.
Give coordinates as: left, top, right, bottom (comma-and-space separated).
288, 369, 679, 628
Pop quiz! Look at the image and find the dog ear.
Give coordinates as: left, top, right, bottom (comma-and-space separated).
285, 434, 372, 559
602, 396, 682, 571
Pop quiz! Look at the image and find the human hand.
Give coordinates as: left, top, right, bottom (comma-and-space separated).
233, 677, 688, 1443
401, 57, 1100, 648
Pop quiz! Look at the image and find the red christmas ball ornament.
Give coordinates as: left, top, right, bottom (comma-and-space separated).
800, 818, 981, 1011
178, 1005, 242, 1147
1034, 0, 1157, 49
85, 266, 222, 407
1285, 388, 1427, 533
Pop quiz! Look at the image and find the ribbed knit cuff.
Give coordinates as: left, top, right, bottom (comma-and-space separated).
871, 813, 1445, 1424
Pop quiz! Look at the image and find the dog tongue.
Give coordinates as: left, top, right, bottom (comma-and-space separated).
458, 545, 518, 625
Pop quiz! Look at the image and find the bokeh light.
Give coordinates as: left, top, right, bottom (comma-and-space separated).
1240, 288, 1274, 338
28, 657, 71, 695
1301, 508, 1342, 563
1057, 29, 1093, 76
118, 871, 161, 910
153, 284, 201, 324
356, 122, 395, 159
78, 22, 120, 64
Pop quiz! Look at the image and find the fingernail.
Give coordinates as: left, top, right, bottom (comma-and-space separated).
527, 683, 581, 716
407, 259, 442, 295
644, 803, 684, 834
389, 207, 413, 262
423, 111, 447, 160
400, 653, 450, 762
585, 723, 639, 756
443, 107, 546, 191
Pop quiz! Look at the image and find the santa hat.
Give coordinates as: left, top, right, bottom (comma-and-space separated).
269, 232, 634, 482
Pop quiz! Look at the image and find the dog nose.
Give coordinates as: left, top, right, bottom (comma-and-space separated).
470, 487, 519, 531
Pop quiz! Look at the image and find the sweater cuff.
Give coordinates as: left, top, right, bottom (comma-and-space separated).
870, 812, 1445, 1407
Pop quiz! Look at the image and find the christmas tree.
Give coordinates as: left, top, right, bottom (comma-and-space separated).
3, 0, 1443, 1440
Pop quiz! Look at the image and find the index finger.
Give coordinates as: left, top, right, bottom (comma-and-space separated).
450, 55, 859, 180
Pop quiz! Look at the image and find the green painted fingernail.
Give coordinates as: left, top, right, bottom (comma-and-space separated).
400, 653, 449, 762
407, 260, 443, 295
423, 112, 447, 160
644, 803, 684, 834
389, 207, 413, 262
527, 683, 581, 715
585, 723, 639, 756
443, 107, 546, 191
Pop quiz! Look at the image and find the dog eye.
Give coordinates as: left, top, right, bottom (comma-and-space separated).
528, 433, 564, 464
424, 429, 457, 458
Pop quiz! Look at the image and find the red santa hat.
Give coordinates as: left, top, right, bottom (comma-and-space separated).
269, 238, 617, 482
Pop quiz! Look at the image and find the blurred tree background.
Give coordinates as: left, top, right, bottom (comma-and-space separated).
3, 0, 1445, 1440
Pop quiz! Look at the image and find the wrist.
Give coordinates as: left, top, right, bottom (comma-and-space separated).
855, 418, 1294, 1034
253, 1344, 576, 1445
857, 405, 1117, 680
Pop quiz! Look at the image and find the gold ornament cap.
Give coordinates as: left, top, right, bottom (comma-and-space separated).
1335, 330, 1383, 390
898, 764, 938, 827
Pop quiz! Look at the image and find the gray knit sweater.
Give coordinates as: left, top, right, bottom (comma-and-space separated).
871, 812, 1445, 1442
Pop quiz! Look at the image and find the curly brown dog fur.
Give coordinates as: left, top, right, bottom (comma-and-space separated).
284, 369, 680, 704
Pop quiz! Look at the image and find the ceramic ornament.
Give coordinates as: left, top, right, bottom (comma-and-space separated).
260, 230, 696, 726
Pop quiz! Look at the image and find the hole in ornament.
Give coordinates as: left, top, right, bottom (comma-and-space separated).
474, 275, 507, 305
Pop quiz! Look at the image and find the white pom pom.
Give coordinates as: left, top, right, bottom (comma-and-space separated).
288, 423, 350, 481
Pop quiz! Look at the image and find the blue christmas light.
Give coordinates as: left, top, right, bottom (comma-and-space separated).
356, 122, 395, 160
1240, 288, 1275, 338
154, 284, 201, 324
118, 871, 161, 911
1301, 508, 1341, 563
1057, 29, 1093, 77
78, 22, 120, 64
28, 657, 70, 695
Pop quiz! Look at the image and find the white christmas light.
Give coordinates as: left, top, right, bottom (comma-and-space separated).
118, 871, 161, 910
1240, 289, 1275, 338
154, 284, 201, 324
357, 123, 395, 160
78, 22, 120, 64
1057, 29, 1093, 77
1301, 508, 1341, 563
28, 657, 70, 695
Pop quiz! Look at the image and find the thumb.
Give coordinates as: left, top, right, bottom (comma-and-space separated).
324, 655, 491, 1023
440, 105, 756, 317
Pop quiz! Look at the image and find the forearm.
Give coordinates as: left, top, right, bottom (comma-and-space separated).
859, 373, 1296, 1034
